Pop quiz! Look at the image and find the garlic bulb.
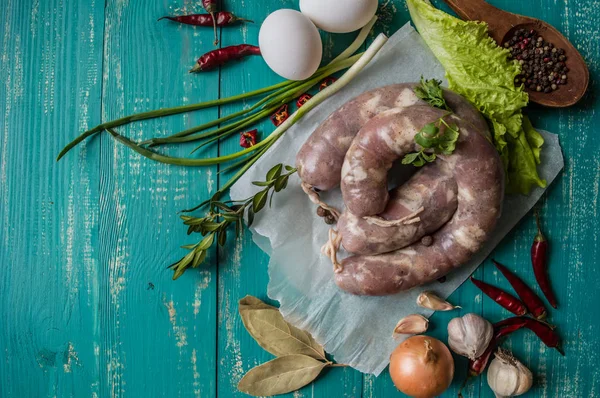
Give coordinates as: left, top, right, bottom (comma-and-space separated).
417, 291, 460, 311
447, 313, 493, 360
487, 348, 533, 397
393, 314, 429, 338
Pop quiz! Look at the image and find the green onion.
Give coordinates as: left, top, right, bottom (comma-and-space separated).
57, 17, 379, 161
106, 34, 389, 168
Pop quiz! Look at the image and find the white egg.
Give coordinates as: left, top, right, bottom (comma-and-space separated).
300, 0, 379, 33
259, 9, 323, 81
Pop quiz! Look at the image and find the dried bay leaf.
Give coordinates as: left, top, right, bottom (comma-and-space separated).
238, 296, 326, 360
237, 354, 328, 396
239, 295, 278, 311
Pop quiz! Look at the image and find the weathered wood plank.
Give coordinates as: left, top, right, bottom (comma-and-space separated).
0, 0, 106, 396
1, 0, 599, 397
96, 0, 218, 396
215, 1, 362, 397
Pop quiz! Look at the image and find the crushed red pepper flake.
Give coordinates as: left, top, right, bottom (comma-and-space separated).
296, 93, 312, 108
319, 76, 338, 91
239, 129, 258, 148
270, 104, 289, 127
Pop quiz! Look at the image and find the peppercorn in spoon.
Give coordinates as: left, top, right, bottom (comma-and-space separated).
443, 0, 589, 107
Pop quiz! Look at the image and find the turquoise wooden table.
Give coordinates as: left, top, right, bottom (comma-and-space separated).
1, 0, 599, 396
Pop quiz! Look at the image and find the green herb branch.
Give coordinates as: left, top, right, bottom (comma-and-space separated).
402, 116, 460, 167
169, 164, 297, 280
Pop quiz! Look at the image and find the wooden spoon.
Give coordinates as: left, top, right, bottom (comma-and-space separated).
442, 0, 589, 107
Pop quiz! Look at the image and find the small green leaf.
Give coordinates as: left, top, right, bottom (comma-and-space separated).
172, 263, 188, 280
247, 207, 255, 228
414, 124, 439, 148
221, 213, 240, 223
181, 243, 197, 250
274, 175, 289, 192
198, 233, 215, 250
402, 152, 421, 165
414, 77, 450, 111
413, 156, 426, 167
237, 355, 327, 397
266, 164, 283, 181
284, 165, 296, 172
252, 181, 272, 187
218, 229, 227, 247
422, 152, 437, 162
202, 222, 222, 232
192, 249, 207, 268
253, 189, 269, 213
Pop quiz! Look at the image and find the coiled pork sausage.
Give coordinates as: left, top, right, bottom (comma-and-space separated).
334, 107, 504, 295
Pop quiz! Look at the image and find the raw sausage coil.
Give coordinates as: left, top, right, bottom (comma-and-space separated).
296, 84, 504, 296
335, 107, 504, 295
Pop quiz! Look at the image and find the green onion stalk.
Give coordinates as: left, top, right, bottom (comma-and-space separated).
57, 16, 378, 161
58, 17, 384, 207
107, 33, 388, 198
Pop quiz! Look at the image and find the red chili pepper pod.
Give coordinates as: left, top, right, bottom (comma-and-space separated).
319, 76, 338, 91
158, 12, 252, 27
296, 93, 312, 108
190, 45, 261, 73
492, 260, 547, 320
495, 316, 564, 355
470, 276, 528, 316
532, 211, 558, 308
270, 104, 289, 127
239, 129, 258, 148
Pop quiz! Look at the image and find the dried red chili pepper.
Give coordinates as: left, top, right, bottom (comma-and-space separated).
296, 93, 312, 108
202, 0, 219, 45
492, 259, 547, 320
319, 76, 338, 91
158, 12, 252, 27
494, 316, 564, 355
270, 104, 289, 127
190, 45, 261, 73
239, 129, 257, 148
470, 276, 527, 316
532, 211, 558, 308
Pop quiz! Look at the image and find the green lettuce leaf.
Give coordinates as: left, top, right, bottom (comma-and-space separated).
407, 0, 546, 194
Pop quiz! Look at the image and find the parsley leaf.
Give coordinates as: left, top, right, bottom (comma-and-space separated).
402, 117, 460, 167
414, 77, 451, 111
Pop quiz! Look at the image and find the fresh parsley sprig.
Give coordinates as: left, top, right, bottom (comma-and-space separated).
169, 164, 297, 280
402, 117, 460, 167
414, 77, 451, 111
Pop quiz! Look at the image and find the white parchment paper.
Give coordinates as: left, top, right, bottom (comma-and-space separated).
230, 24, 564, 375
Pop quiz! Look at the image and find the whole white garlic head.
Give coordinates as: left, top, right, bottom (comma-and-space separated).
487, 348, 533, 397
447, 313, 493, 360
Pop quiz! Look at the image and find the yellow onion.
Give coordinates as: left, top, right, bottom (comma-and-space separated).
389, 336, 454, 398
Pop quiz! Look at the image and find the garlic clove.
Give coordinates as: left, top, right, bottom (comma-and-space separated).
487, 348, 533, 397
417, 291, 460, 311
392, 314, 429, 338
447, 313, 494, 360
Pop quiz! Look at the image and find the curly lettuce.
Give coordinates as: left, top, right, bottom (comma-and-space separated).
407, 0, 546, 194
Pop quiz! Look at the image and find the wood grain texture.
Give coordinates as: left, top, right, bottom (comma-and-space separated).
0, 0, 599, 397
